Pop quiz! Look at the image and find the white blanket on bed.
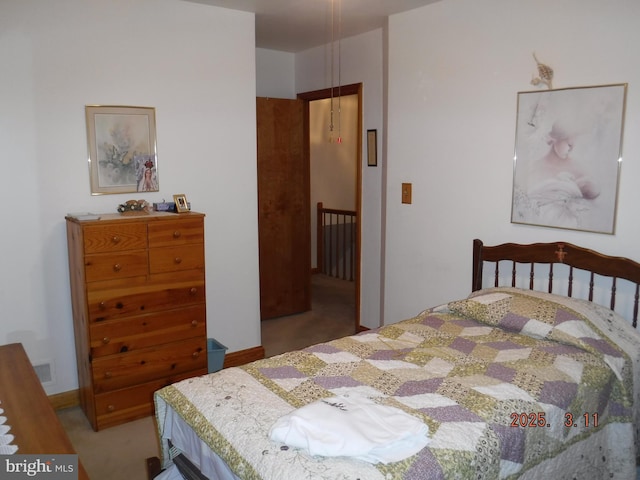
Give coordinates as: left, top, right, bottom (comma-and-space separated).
269, 394, 430, 464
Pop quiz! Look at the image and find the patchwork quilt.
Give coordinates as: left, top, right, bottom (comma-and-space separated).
155, 288, 640, 479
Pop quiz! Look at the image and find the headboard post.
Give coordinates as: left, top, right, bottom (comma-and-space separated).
472, 239, 484, 292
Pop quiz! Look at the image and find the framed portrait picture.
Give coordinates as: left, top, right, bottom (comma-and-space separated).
173, 194, 189, 213
86, 105, 159, 195
511, 84, 627, 234
367, 129, 377, 167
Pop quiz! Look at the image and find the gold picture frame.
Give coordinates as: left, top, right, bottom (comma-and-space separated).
173, 194, 189, 213
86, 105, 158, 195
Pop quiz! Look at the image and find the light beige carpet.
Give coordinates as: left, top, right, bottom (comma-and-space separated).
261, 274, 356, 357
57, 406, 159, 480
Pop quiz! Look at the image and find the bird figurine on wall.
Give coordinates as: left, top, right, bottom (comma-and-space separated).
531, 52, 554, 89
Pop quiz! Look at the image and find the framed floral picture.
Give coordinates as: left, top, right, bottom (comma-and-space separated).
511, 84, 627, 234
85, 105, 159, 194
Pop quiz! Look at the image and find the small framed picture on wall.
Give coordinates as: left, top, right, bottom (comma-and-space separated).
367, 129, 377, 167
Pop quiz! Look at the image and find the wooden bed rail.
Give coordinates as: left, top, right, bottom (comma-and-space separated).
472, 239, 640, 327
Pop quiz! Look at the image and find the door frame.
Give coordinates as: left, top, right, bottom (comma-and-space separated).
298, 83, 363, 332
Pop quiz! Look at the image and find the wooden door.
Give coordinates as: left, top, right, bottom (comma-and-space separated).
256, 97, 310, 320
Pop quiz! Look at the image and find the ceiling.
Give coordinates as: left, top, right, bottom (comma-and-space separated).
185, 0, 440, 53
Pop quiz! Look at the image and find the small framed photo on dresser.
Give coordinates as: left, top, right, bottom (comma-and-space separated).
173, 194, 189, 213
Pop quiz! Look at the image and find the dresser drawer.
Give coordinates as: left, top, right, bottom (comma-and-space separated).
85, 250, 149, 282
92, 337, 206, 393
149, 244, 205, 274
89, 305, 206, 358
148, 218, 204, 248
88, 282, 205, 322
94, 369, 206, 430
83, 223, 147, 254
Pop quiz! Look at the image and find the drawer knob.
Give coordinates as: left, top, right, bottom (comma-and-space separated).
174, 257, 182, 264
192, 351, 200, 359
191, 320, 198, 327
173, 231, 181, 238
113, 263, 122, 272
189, 287, 197, 295
107, 404, 115, 412
112, 236, 121, 244
102, 337, 110, 345
104, 371, 112, 379
99, 301, 107, 309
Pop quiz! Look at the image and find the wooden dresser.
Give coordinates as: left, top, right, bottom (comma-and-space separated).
66, 211, 207, 431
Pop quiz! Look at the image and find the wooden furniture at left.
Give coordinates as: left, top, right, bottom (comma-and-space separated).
0, 343, 89, 480
66, 211, 208, 431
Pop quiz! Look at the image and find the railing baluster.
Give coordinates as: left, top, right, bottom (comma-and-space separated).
324, 211, 329, 274
316, 202, 324, 274
316, 203, 356, 281
329, 213, 335, 277
341, 213, 346, 279
350, 217, 354, 282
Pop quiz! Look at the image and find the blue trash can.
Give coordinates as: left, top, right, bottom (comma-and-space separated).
207, 338, 228, 373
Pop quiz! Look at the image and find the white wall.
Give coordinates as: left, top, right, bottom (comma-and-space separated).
310, 96, 358, 269
256, 48, 296, 98
310, 96, 358, 212
0, 0, 260, 395
384, 0, 640, 325
297, 29, 385, 329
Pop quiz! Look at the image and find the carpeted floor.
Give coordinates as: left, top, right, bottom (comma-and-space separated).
57, 274, 355, 479
261, 273, 357, 357
57, 407, 159, 480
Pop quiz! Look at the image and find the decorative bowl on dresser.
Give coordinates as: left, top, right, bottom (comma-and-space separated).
65, 211, 207, 431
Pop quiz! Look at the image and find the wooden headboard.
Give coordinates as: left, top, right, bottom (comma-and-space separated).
472, 239, 640, 327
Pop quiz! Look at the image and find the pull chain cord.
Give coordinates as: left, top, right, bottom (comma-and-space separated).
329, 0, 334, 143
336, 0, 342, 144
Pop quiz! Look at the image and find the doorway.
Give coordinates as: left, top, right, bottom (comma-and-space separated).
299, 83, 362, 334
257, 84, 362, 355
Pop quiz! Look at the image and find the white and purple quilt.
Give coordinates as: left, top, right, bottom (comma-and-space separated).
155, 288, 640, 479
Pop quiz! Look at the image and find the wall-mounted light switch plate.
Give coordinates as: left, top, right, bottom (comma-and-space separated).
402, 183, 412, 204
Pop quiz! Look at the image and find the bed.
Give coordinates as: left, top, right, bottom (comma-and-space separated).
154, 239, 640, 479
